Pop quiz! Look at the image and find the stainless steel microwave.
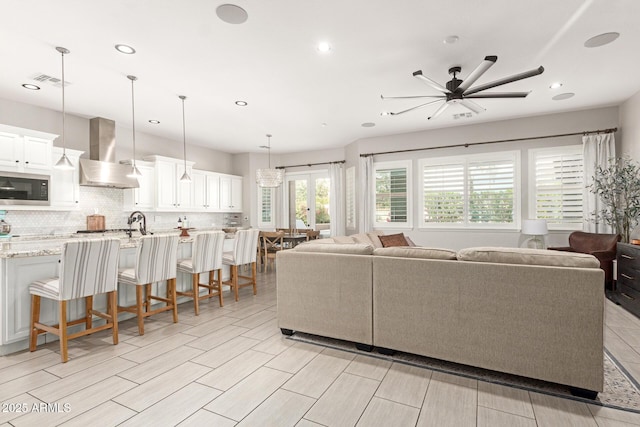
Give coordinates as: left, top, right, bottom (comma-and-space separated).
0, 172, 50, 205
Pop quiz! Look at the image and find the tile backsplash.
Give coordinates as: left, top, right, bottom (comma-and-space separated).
4, 186, 232, 236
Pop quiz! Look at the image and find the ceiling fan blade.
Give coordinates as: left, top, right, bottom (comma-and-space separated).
413, 70, 451, 94
455, 55, 497, 93
465, 92, 530, 98
387, 99, 444, 116
464, 66, 544, 96
459, 99, 486, 114
381, 94, 445, 100
427, 102, 450, 120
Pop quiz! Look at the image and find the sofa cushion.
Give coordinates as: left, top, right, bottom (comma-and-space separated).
294, 243, 374, 255
379, 233, 409, 247
367, 231, 384, 248
374, 247, 457, 260
457, 247, 600, 268
333, 235, 356, 244
405, 236, 417, 247
351, 233, 375, 246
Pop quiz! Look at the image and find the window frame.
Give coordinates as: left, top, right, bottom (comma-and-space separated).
528, 145, 584, 231
372, 160, 412, 229
418, 151, 521, 230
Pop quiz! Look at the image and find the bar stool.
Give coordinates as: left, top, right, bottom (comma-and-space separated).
117, 234, 179, 335
223, 229, 260, 301
176, 230, 225, 315
29, 238, 121, 363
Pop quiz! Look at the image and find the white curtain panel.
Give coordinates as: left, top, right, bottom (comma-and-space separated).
359, 155, 373, 233
329, 163, 345, 237
274, 183, 284, 229
583, 132, 615, 233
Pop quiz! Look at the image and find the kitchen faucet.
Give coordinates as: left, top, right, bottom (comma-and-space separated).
127, 211, 147, 237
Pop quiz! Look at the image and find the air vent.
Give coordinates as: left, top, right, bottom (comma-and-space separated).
29, 73, 71, 88
453, 112, 473, 120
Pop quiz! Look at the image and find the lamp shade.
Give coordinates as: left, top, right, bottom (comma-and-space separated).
521, 219, 548, 235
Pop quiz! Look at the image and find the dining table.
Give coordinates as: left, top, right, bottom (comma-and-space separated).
282, 233, 308, 248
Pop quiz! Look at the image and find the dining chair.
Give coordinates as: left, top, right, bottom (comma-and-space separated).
176, 230, 225, 315
29, 238, 121, 363
306, 230, 321, 241
117, 234, 179, 335
223, 229, 260, 301
261, 230, 285, 272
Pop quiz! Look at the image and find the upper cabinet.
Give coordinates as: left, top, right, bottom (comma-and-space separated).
143, 155, 195, 211
219, 174, 243, 212
122, 160, 155, 210
192, 170, 220, 211
50, 147, 83, 207
0, 125, 55, 173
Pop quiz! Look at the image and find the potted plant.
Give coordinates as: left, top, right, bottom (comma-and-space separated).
590, 156, 640, 243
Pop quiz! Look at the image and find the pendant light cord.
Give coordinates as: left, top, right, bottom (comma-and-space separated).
60, 49, 66, 155
267, 134, 272, 168
180, 96, 187, 170
130, 76, 137, 166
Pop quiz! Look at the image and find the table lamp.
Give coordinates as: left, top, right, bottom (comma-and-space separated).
522, 219, 548, 249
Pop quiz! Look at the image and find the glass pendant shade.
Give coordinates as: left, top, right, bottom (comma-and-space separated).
54, 47, 74, 170
180, 170, 192, 182
127, 164, 142, 178
256, 134, 283, 188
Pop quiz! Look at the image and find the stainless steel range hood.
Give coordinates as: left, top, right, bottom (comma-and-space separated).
79, 117, 139, 189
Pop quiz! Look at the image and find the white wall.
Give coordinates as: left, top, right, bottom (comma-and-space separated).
620, 89, 640, 161
343, 106, 620, 250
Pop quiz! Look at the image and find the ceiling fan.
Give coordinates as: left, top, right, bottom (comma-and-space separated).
381, 55, 544, 120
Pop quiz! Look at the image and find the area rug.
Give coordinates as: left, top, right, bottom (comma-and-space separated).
287, 332, 640, 413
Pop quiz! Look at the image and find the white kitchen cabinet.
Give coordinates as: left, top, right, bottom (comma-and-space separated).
122, 161, 155, 210
220, 174, 243, 212
144, 156, 195, 211
0, 125, 56, 173
50, 147, 83, 208
193, 170, 220, 211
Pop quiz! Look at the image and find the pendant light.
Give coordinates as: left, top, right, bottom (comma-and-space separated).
179, 95, 191, 182
54, 47, 74, 170
256, 134, 283, 188
126, 75, 142, 178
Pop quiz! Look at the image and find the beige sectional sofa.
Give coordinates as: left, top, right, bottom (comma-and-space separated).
276, 233, 605, 397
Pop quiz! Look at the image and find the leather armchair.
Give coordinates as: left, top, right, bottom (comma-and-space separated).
549, 231, 621, 288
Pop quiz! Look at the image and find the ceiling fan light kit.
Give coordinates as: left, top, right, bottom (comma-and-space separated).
382, 55, 544, 120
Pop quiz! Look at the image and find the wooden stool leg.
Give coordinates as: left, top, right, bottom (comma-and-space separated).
136, 285, 145, 335
145, 284, 152, 312
193, 273, 200, 315
170, 278, 178, 323
109, 290, 119, 345
59, 300, 68, 363
208, 271, 214, 297
252, 262, 257, 295
232, 265, 239, 301
85, 295, 93, 330
217, 269, 224, 307
30, 295, 41, 352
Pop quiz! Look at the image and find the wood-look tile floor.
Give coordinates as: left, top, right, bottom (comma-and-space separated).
3, 270, 640, 426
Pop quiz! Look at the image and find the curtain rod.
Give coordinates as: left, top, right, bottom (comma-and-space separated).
276, 160, 345, 169
359, 127, 618, 158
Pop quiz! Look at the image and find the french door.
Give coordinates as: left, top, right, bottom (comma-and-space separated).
283, 172, 330, 231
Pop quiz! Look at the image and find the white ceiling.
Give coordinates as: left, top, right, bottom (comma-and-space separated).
0, 0, 638, 154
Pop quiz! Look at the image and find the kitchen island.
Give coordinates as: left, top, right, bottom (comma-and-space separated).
0, 231, 235, 355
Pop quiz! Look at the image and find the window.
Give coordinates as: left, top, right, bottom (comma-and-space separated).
529, 145, 583, 230
257, 186, 274, 228
346, 166, 356, 229
373, 160, 411, 228
419, 152, 520, 228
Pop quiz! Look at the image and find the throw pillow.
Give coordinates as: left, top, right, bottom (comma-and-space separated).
404, 236, 417, 247
379, 233, 409, 247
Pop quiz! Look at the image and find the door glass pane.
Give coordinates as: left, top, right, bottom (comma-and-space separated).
315, 177, 330, 225
294, 179, 308, 228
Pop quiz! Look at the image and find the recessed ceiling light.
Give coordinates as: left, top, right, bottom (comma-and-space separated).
443, 35, 459, 44
216, 4, 248, 24
361, 122, 376, 128
317, 42, 332, 53
321, 123, 328, 127
148, 120, 160, 124
22, 83, 40, 90
235, 100, 248, 106
115, 44, 136, 54
549, 82, 563, 89
380, 111, 391, 116
584, 32, 620, 48
552, 92, 575, 101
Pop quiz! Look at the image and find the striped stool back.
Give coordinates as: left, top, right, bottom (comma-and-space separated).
231, 229, 260, 265
59, 238, 121, 301
191, 231, 225, 274
135, 234, 179, 284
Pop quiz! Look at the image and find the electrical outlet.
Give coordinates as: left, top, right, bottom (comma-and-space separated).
243, 216, 248, 221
